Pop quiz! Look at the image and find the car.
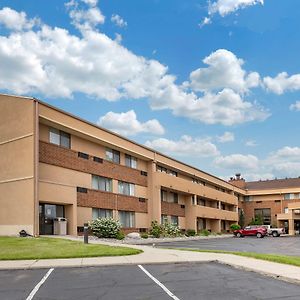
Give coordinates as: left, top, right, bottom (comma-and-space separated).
261, 225, 285, 237
234, 225, 268, 238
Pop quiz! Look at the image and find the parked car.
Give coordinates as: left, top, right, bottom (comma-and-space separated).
234, 225, 268, 238
261, 225, 285, 237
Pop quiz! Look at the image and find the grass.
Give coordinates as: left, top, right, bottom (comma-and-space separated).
178, 248, 300, 267
0, 237, 142, 260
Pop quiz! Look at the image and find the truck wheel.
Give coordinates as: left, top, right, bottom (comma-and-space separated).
256, 232, 262, 238
272, 231, 279, 237
236, 232, 242, 238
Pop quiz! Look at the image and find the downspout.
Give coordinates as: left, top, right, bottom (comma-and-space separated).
33, 99, 39, 236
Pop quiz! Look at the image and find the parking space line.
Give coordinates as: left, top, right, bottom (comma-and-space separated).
138, 265, 180, 300
25, 268, 54, 300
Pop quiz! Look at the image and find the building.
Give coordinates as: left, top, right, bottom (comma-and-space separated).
230, 175, 300, 235
0, 94, 239, 236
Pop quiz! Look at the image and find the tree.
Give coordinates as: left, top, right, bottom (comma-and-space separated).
239, 209, 245, 228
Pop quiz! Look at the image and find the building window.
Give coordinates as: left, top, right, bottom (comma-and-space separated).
170, 216, 179, 226
198, 218, 206, 230
169, 170, 177, 177
92, 175, 112, 192
119, 211, 135, 227
125, 154, 137, 169
49, 128, 70, 148
118, 181, 135, 196
254, 208, 271, 225
221, 203, 226, 210
92, 208, 113, 220
160, 189, 168, 201
170, 192, 178, 203
244, 196, 253, 202
284, 207, 289, 214
157, 165, 167, 173
161, 214, 168, 224
284, 193, 295, 200
106, 148, 120, 164
197, 197, 206, 206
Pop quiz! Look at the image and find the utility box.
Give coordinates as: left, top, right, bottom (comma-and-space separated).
54, 217, 67, 235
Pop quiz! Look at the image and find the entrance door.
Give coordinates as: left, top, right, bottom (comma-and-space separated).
39, 204, 65, 235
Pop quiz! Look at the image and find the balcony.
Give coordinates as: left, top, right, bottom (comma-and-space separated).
195, 205, 238, 221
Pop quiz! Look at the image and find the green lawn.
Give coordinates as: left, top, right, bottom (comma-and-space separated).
179, 248, 300, 267
0, 237, 142, 260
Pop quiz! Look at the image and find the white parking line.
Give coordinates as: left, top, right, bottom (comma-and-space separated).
138, 265, 180, 300
25, 268, 54, 300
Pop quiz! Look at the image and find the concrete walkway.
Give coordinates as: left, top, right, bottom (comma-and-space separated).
1, 236, 300, 285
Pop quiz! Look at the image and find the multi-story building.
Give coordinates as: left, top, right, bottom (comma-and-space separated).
0, 94, 238, 236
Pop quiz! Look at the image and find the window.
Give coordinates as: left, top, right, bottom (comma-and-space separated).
161, 214, 168, 224
221, 203, 226, 210
106, 148, 120, 164
49, 128, 70, 148
160, 189, 168, 201
77, 187, 87, 193
169, 170, 177, 177
157, 165, 167, 173
125, 154, 137, 168
171, 216, 178, 226
118, 181, 135, 196
254, 208, 271, 225
244, 196, 253, 202
92, 175, 112, 192
170, 192, 178, 203
119, 211, 135, 227
78, 152, 89, 159
92, 208, 113, 220
93, 156, 103, 163
284, 207, 289, 214
197, 197, 206, 206
284, 193, 295, 200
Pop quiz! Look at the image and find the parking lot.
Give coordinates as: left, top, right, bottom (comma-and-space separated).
1, 262, 300, 300
156, 236, 300, 256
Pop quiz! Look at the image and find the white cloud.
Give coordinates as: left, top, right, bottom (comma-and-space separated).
214, 154, 259, 170
145, 135, 220, 157
263, 72, 300, 95
245, 140, 257, 147
111, 14, 127, 28
208, 0, 264, 17
217, 131, 235, 143
0, 7, 40, 31
0, 7, 268, 126
290, 101, 300, 111
199, 17, 211, 27
190, 49, 260, 94
97, 110, 165, 136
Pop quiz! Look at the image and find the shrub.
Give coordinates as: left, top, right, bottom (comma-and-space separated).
230, 224, 241, 231
89, 218, 121, 238
249, 215, 263, 226
141, 233, 149, 239
186, 229, 196, 236
162, 222, 181, 237
116, 232, 125, 240
149, 221, 162, 238
199, 229, 210, 236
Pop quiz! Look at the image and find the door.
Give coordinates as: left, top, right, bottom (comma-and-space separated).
39, 204, 65, 235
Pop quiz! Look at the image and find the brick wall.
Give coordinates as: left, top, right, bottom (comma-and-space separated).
77, 189, 148, 213
161, 201, 185, 217
39, 141, 147, 186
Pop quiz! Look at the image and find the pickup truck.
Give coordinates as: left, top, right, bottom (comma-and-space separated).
234, 226, 268, 238
261, 225, 285, 237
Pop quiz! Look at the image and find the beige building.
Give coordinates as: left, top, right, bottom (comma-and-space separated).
0, 94, 239, 236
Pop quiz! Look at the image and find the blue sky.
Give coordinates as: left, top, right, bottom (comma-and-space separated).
1, 0, 300, 181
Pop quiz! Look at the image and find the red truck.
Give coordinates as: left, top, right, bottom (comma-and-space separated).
234, 225, 268, 238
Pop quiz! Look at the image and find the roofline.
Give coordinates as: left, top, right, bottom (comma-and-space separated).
1, 93, 236, 189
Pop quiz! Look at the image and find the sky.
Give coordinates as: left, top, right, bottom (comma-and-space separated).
1, 0, 300, 181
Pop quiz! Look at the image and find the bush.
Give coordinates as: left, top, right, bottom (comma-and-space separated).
116, 232, 125, 240
89, 218, 121, 238
149, 221, 162, 238
230, 224, 241, 231
199, 229, 210, 236
186, 229, 196, 236
162, 222, 181, 237
141, 233, 149, 239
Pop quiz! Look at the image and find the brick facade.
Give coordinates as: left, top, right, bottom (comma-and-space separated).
77, 189, 148, 213
39, 141, 148, 186
161, 201, 185, 217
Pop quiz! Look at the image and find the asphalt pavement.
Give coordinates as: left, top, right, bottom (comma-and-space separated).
155, 236, 300, 256
1, 262, 300, 300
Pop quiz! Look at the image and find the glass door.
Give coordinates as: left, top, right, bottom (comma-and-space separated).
39, 204, 65, 235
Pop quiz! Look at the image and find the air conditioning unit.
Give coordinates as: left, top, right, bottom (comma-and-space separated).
294, 210, 300, 214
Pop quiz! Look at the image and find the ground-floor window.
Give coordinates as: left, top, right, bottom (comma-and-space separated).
119, 211, 135, 227
92, 208, 113, 220
254, 208, 271, 225
221, 220, 226, 230
161, 214, 168, 224
197, 218, 206, 230
170, 216, 179, 226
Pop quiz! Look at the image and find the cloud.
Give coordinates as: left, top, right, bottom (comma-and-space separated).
217, 131, 234, 143
245, 140, 257, 147
111, 14, 127, 28
0, 7, 40, 31
145, 135, 220, 157
190, 49, 260, 94
263, 72, 300, 95
0, 6, 268, 126
214, 154, 259, 170
208, 0, 264, 17
97, 110, 165, 136
290, 101, 300, 111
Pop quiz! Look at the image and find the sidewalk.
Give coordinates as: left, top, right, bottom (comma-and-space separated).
1, 236, 300, 285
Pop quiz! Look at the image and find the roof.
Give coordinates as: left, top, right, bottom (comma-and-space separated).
245, 177, 300, 190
